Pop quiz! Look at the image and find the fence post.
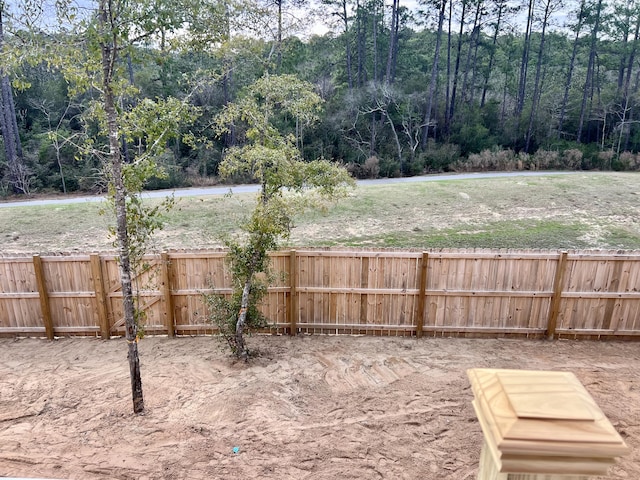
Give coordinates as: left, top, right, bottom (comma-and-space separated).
33, 255, 54, 340
161, 252, 175, 338
547, 251, 568, 340
416, 252, 429, 338
288, 250, 297, 335
90, 254, 110, 340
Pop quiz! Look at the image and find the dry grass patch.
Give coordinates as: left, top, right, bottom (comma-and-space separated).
1, 172, 640, 254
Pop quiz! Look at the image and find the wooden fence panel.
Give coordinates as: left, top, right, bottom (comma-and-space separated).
0, 258, 43, 335
100, 256, 166, 335
294, 251, 420, 335
558, 255, 640, 336
425, 253, 557, 335
39, 256, 101, 336
2, 248, 640, 339
165, 253, 228, 335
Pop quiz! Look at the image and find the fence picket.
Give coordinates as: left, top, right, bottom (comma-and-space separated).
0, 248, 638, 339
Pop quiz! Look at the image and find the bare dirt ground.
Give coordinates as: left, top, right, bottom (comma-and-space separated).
1, 335, 639, 480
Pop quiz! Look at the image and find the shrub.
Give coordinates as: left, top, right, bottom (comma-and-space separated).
421, 142, 460, 172
363, 156, 380, 178
450, 148, 520, 172
203, 278, 270, 358
597, 151, 614, 170
532, 149, 560, 170
561, 149, 583, 170
616, 151, 640, 171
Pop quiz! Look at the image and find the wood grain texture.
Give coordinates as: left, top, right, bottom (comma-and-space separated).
2, 248, 640, 338
468, 368, 629, 477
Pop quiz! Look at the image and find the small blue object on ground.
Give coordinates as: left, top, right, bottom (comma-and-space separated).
232, 446, 240, 454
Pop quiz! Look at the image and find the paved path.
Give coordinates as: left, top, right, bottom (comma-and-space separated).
0, 171, 574, 209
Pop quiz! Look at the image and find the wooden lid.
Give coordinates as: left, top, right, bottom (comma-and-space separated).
468, 368, 629, 475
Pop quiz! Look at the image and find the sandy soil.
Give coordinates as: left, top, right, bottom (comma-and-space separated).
1, 335, 639, 480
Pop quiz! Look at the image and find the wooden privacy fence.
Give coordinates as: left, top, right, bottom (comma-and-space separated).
1, 248, 640, 340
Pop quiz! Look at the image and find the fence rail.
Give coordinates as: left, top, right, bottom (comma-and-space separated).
1, 248, 640, 339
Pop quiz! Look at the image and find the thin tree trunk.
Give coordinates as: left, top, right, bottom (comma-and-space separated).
616, 8, 632, 92
422, 0, 446, 148
525, 0, 554, 152
516, 0, 534, 116
235, 280, 251, 360
392, 3, 400, 82
627, 69, 640, 150
444, 0, 453, 135
356, 0, 365, 85
385, 0, 399, 85
481, 0, 504, 108
448, 0, 468, 126
461, 1, 483, 105
343, 0, 353, 90
557, 0, 585, 139
373, 1, 379, 83
276, 0, 283, 71
621, 13, 640, 149
99, 0, 144, 415
577, 0, 603, 143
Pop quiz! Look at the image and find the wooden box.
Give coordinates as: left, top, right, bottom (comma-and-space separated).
467, 368, 629, 479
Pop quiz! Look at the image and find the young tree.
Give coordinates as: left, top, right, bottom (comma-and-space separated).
14, 0, 199, 413
212, 74, 354, 359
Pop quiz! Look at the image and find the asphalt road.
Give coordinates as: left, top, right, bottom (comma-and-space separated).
0, 171, 574, 209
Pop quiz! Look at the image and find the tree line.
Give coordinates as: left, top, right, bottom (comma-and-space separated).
2, 0, 640, 196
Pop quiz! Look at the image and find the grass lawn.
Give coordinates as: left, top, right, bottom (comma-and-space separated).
1, 171, 639, 253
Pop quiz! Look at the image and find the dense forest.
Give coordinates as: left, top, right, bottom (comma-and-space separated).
1, 0, 640, 195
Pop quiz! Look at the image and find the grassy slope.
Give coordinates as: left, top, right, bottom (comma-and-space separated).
1, 172, 639, 254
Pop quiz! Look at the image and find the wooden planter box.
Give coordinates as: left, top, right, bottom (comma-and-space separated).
467, 368, 629, 480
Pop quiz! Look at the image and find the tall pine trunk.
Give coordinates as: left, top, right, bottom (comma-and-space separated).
557, 0, 586, 139
577, 0, 603, 144
444, 0, 453, 135
356, 0, 366, 86
0, 5, 24, 193
422, 0, 446, 148
461, 1, 483, 105
525, 0, 554, 152
343, 0, 353, 90
448, 0, 468, 126
516, 0, 534, 116
385, 0, 399, 85
481, 0, 505, 108
621, 14, 640, 150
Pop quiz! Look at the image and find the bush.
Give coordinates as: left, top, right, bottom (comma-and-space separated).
531, 149, 560, 170
378, 156, 400, 178
346, 156, 381, 179
421, 142, 461, 172
561, 149, 583, 170
363, 156, 380, 178
615, 152, 640, 171
203, 281, 269, 357
597, 151, 614, 170
452, 148, 519, 171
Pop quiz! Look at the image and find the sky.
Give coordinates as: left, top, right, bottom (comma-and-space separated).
5, 0, 577, 40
